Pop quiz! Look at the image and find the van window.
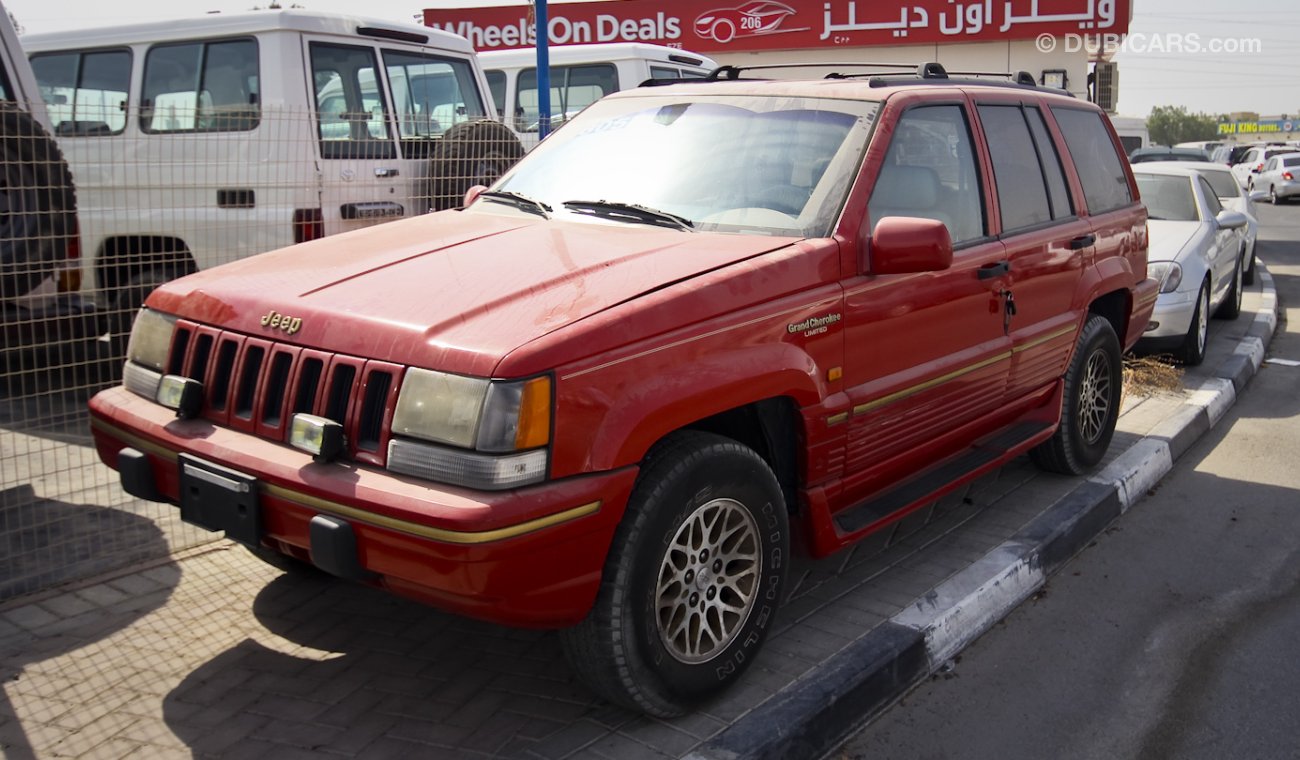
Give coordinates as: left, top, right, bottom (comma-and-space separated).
141, 39, 258, 133
485, 69, 506, 115
382, 49, 485, 147
870, 105, 985, 245
1051, 107, 1133, 214
649, 65, 708, 80
311, 43, 394, 159
31, 49, 132, 135
515, 64, 616, 131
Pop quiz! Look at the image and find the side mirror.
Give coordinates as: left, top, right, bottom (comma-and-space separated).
864, 217, 954, 275
1215, 209, 1248, 230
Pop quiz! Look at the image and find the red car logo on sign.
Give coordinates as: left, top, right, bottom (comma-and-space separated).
694, 1, 803, 43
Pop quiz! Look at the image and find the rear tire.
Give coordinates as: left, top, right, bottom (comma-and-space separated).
0, 103, 77, 303
560, 431, 789, 716
1031, 315, 1123, 475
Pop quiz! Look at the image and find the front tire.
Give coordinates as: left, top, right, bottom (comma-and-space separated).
1178, 279, 1211, 366
1215, 252, 1243, 320
1031, 315, 1123, 475
560, 431, 789, 716
1243, 241, 1257, 286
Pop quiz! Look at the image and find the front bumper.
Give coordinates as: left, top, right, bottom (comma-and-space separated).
1138, 287, 1197, 341
89, 386, 637, 627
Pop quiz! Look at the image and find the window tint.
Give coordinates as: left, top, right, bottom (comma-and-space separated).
1200, 169, 1241, 199
869, 105, 985, 245
32, 49, 132, 135
142, 39, 258, 133
1199, 177, 1222, 216
383, 49, 485, 157
1051, 107, 1133, 214
515, 64, 616, 131
311, 43, 393, 159
978, 105, 1072, 232
485, 69, 506, 115
1286, 157, 1300, 168
1134, 174, 1196, 222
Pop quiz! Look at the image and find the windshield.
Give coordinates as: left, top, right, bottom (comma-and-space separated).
1136, 174, 1198, 222
479, 92, 879, 237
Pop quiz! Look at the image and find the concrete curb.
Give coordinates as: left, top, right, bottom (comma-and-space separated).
686, 269, 1279, 760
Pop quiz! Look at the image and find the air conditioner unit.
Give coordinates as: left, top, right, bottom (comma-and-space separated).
1094, 62, 1118, 112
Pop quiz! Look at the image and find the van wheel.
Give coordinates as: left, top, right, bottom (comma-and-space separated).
429, 119, 524, 212
560, 431, 788, 716
1031, 315, 1122, 475
0, 103, 77, 302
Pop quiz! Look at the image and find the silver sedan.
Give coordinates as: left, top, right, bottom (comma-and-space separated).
1133, 164, 1250, 365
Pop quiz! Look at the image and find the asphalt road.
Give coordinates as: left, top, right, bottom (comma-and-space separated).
834, 201, 1300, 760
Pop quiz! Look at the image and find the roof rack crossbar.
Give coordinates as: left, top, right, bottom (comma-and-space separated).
705, 61, 934, 81
943, 69, 1039, 86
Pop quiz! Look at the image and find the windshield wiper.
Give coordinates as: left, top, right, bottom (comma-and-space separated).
562, 200, 695, 231
478, 190, 551, 219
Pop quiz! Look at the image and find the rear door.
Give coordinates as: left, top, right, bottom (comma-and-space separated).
305, 37, 490, 231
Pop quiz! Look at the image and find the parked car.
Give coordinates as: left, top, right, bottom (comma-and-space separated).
0, 1, 94, 378
1230, 144, 1297, 189
1174, 140, 1222, 157
1252, 151, 1300, 204
1128, 146, 1212, 164
24, 10, 516, 349
88, 62, 1156, 716
480, 43, 716, 150
1133, 164, 1249, 364
1157, 160, 1259, 284
1210, 143, 1255, 167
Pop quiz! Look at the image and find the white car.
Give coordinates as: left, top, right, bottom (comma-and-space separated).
1157, 160, 1259, 285
1231, 144, 1297, 190
1253, 152, 1300, 205
1134, 164, 1250, 365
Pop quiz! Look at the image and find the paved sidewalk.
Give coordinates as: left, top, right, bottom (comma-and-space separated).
0, 273, 1278, 760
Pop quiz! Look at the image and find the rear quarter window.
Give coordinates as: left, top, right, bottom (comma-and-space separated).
1052, 107, 1133, 215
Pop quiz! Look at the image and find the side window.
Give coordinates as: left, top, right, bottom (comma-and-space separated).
485, 69, 506, 116
1024, 107, 1073, 219
515, 63, 616, 132
1051, 107, 1133, 214
977, 105, 1051, 232
383, 49, 487, 156
1199, 177, 1223, 217
310, 43, 393, 159
868, 104, 985, 245
1264, 158, 1277, 172
31, 49, 132, 135
0, 65, 12, 101
141, 39, 258, 133
649, 65, 677, 80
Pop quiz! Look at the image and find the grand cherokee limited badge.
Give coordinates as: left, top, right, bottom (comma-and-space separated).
260, 310, 302, 335
787, 312, 842, 337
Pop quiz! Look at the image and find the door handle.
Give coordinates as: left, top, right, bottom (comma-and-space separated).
1069, 233, 1097, 250
977, 260, 1011, 280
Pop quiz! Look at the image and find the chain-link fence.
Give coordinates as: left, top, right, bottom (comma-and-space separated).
1, 102, 525, 602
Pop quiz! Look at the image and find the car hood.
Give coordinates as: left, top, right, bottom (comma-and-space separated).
148, 211, 799, 377
1145, 220, 1201, 263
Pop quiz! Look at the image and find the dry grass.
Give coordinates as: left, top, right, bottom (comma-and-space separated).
1123, 354, 1184, 397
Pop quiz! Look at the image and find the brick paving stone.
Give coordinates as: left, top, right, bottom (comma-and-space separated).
248, 715, 344, 748
42, 710, 140, 758
354, 735, 440, 760
73, 584, 132, 608
188, 712, 271, 756
3, 603, 59, 631
374, 691, 459, 723
313, 686, 386, 726
525, 719, 610, 760
653, 710, 728, 741
113, 716, 188, 751
586, 731, 675, 760
386, 716, 474, 747
245, 692, 332, 723
309, 712, 398, 756
90, 737, 147, 758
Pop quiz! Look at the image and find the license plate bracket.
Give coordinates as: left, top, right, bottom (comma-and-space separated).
178, 454, 261, 545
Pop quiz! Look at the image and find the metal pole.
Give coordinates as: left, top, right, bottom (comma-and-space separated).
536, 0, 551, 139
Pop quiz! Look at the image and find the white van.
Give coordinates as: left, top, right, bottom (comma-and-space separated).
24, 10, 518, 340
480, 43, 716, 148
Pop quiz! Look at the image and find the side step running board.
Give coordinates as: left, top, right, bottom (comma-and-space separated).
834, 421, 1051, 536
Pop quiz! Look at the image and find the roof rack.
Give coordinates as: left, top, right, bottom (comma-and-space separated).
704, 61, 941, 81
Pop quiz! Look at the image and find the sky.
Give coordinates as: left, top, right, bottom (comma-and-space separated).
8, 0, 1300, 119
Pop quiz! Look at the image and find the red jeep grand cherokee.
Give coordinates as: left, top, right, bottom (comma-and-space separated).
89, 63, 1156, 716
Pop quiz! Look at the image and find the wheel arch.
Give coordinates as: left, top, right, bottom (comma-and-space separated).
97, 235, 196, 296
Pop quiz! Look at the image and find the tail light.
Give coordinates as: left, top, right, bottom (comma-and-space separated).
1284, 171, 1294, 181
1255, 163, 1264, 172
293, 208, 324, 244
57, 217, 83, 293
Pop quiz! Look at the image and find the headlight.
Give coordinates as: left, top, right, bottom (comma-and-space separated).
126, 308, 178, 372
1147, 261, 1183, 294
389, 368, 552, 489
124, 309, 178, 401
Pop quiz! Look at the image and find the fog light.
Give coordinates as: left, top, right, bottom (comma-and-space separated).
1146, 321, 1160, 332
156, 375, 203, 419
290, 414, 345, 463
